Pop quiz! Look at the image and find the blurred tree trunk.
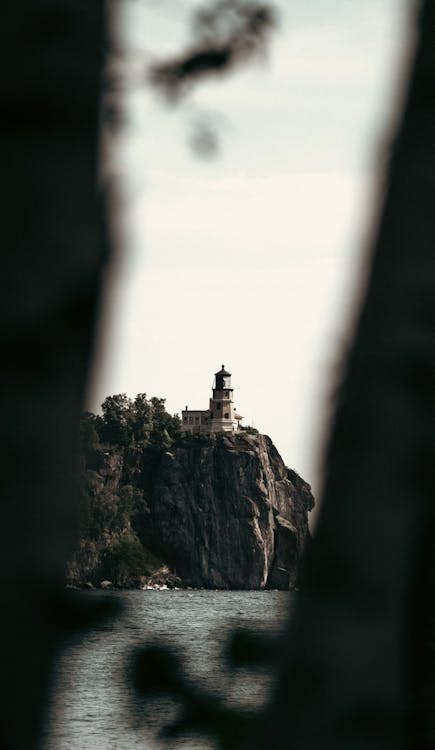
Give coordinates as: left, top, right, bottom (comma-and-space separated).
0, 2, 105, 747
257, 1, 435, 748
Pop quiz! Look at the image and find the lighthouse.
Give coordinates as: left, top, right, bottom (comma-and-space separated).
181, 365, 242, 433
209, 365, 236, 432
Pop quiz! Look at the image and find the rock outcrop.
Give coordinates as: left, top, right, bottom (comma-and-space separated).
70, 425, 314, 590
139, 432, 314, 590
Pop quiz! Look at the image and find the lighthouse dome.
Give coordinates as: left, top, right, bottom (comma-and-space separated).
214, 365, 233, 392
214, 364, 231, 377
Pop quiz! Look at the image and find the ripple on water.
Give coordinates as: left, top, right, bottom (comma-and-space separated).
42, 590, 293, 750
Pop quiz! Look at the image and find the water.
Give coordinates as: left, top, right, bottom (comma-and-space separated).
42, 590, 293, 750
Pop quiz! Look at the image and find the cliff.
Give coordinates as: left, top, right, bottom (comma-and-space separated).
139, 432, 314, 589
69, 398, 314, 589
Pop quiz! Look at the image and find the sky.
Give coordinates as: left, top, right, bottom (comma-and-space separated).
90, 0, 412, 495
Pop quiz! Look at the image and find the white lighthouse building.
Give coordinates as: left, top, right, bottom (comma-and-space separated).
181, 365, 243, 433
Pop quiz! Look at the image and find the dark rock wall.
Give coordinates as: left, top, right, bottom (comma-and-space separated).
71, 431, 314, 589
143, 433, 314, 589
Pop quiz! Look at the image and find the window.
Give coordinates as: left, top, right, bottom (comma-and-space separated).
224, 391, 229, 398
183, 417, 187, 423
189, 417, 193, 424
195, 416, 199, 423
217, 402, 221, 409
224, 412, 229, 419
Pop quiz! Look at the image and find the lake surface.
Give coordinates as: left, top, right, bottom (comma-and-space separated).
42, 590, 293, 750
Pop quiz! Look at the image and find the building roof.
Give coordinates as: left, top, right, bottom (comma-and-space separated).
215, 364, 231, 376
182, 408, 210, 414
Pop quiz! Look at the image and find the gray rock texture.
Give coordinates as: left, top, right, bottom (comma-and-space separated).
141, 432, 314, 590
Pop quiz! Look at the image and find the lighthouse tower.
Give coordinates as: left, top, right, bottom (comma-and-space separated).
181, 365, 242, 433
209, 365, 237, 432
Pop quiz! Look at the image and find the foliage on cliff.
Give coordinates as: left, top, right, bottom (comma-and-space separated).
80, 393, 181, 453
67, 394, 181, 587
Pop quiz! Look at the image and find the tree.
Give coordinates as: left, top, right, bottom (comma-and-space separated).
79, 411, 102, 454
253, 3, 435, 748
100, 393, 132, 446
149, 396, 182, 447
0, 2, 106, 748
131, 393, 153, 447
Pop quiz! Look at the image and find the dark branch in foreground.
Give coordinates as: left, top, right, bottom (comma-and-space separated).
149, 0, 277, 100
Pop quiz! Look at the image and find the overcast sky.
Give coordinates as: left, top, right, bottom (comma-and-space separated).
90, 0, 412, 494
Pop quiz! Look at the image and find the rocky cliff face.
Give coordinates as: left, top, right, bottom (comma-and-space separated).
138, 432, 314, 590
